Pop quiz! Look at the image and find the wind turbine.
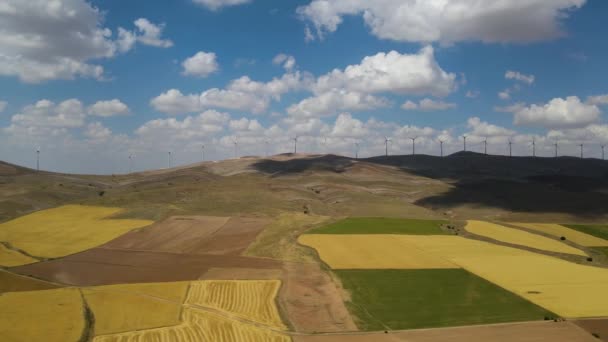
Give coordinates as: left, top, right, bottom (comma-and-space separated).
580, 143, 584, 159
462, 135, 467, 152
532, 137, 536, 157
129, 154, 133, 173
554, 141, 558, 158
167, 151, 172, 168
508, 139, 513, 157
36, 146, 40, 172
264, 139, 270, 157
232, 137, 238, 158
410, 137, 418, 155
201, 144, 205, 162
384, 137, 391, 157
293, 136, 299, 154
354, 141, 360, 159
483, 138, 488, 155
438, 140, 445, 157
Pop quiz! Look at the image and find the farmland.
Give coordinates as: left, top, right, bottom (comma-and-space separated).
337, 269, 552, 330
306, 217, 448, 235
508, 222, 608, 247
465, 221, 588, 256
0, 205, 152, 261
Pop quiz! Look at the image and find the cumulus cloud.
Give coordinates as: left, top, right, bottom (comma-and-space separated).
273, 54, 296, 71
200, 89, 269, 114
9, 99, 86, 129
401, 98, 456, 111
315, 47, 456, 97
0, 1, 173, 83
150, 89, 201, 115
0, 101, 7, 112
506, 70, 535, 84
192, 0, 252, 11
288, 90, 390, 118
587, 94, 608, 106
330, 113, 369, 138
182, 52, 219, 78
88, 99, 130, 117
85, 122, 112, 140
513, 96, 601, 128
136, 110, 231, 141
467, 117, 515, 137
466, 90, 480, 99
132, 18, 173, 48
498, 91, 511, 100
297, 0, 586, 44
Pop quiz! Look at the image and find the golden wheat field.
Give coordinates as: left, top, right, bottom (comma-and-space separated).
0, 205, 152, 260
0, 243, 37, 267
94, 308, 291, 342
298, 235, 458, 269
507, 222, 608, 247
185, 280, 286, 329
0, 288, 85, 342
465, 220, 588, 256
83, 282, 189, 334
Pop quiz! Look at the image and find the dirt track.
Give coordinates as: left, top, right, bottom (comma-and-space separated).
293, 321, 598, 342
574, 319, 608, 341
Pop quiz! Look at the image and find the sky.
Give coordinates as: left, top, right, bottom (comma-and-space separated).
1, 0, 608, 174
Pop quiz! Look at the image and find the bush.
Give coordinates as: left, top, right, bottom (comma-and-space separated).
587, 257, 593, 262
98, 191, 105, 197
560, 236, 566, 241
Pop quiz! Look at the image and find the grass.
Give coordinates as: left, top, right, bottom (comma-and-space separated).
563, 224, 608, 241
336, 269, 553, 331
306, 217, 448, 235
593, 247, 608, 258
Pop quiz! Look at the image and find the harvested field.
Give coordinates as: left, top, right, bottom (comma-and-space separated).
0, 288, 85, 342
12, 248, 282, 286
564, 224, 608, 241
298, 235, 458, 269
336, 269, 551, 330
200, 267, 283, 280
0, 269, 59, 293
466, 221, 588, 256
0, 205, 152, 259
307, 217, 447, 235
0, 243, 37, 267
293, 321, 598, 342
280, 262, 357, 333
508, 222, 608, 247
185, 280, 286, 329
84, 282, 189, 334
102, 215, 230, 252
574, 319, 608, 341
94, 308, 291, 342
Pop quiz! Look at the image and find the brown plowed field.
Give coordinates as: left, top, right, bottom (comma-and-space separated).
294, 321, 597, 342
574, 319, 608, 341
11, 248, 282, 286
0, 269, 59, 293
101, 216, 269, 256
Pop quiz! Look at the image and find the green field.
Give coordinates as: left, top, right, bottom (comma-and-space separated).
563, 224, 608, 241
336, 269, 553, 331
592, 247, 608, 258
307, 217, 448, 235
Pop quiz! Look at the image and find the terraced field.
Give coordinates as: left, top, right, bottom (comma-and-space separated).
185, 280, 285, 329
0, 243, 37, 267
465, 221, 588, 256
0, 205, 152, 263
307, 217, 448, 235
508, 222, 608, 247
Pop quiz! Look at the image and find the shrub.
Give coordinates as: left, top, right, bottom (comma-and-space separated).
587, 257, 593, 262
98, 191, 105, 197
560, 236, 566, 241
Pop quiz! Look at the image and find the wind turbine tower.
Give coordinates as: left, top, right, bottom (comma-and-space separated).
36, 147, 40, 172
580, 144, 584, 159
232, 138, 238, 158
293, 136, 299, 154
462, 135, 467, 152
532, 138, 536, 157
264, 139, 270, 157
201, 144, 205, 162
167, 151, 172, 168
554, 141, 558, 157
384, 137, 391, 157
483, 138, 488, 155
410, 137, 418, 155
439, 140, 444, 157
354, 142, 359, 159
508, 140, 513, 157
129, 154, 133, 173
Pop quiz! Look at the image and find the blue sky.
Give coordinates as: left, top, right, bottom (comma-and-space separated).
1, 0, 608, 173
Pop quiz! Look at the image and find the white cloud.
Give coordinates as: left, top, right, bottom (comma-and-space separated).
182, 51, 219, 78
88, 99, 130, 117
200, 89, 269, 114
587, 94, 608, 106
136, 110, 230, 141
499, 90, 511, 100
505, 70, 535, 84
229, 118, 264, 133
150, 89, 201, 115
10, 99, 86, 128
494, 102, 527, 113
467, 117, 515, 137
85, 122, 112, 140
466, 90, 480, 99
288, 90, 390, 118
513, 96, 601, 128
298, 0, 586, 44
330, 113, 369, 138
0, 101, 7, 112
0, 1, 173, 83
273, 54, 296, 71
192, 0, 251, 11
401, 98, 456, 111
315, 47, 457, 97
133, 18, 173, 48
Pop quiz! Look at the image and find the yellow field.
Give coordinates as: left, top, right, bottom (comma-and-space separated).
0, 270, 58, 294
185, 280, 286, 329
94, 308, 291, 342
465, 220, 588, 256
0, 288, 85, 342
84, 282, 189, 335
301, 234, 608, 317
298, 235, 458, 269
508, 222, 608, 247
0, 205, 152, 259
0, 244, 37, 267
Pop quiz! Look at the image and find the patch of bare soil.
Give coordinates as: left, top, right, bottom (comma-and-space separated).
0, 269, 60, 293
101, 215, 230, 252
294, 321, 598, 342
574, 319, 608, 341
11, 248, 282, 286
280, 262, 357, 333
199, 267, 283, 280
